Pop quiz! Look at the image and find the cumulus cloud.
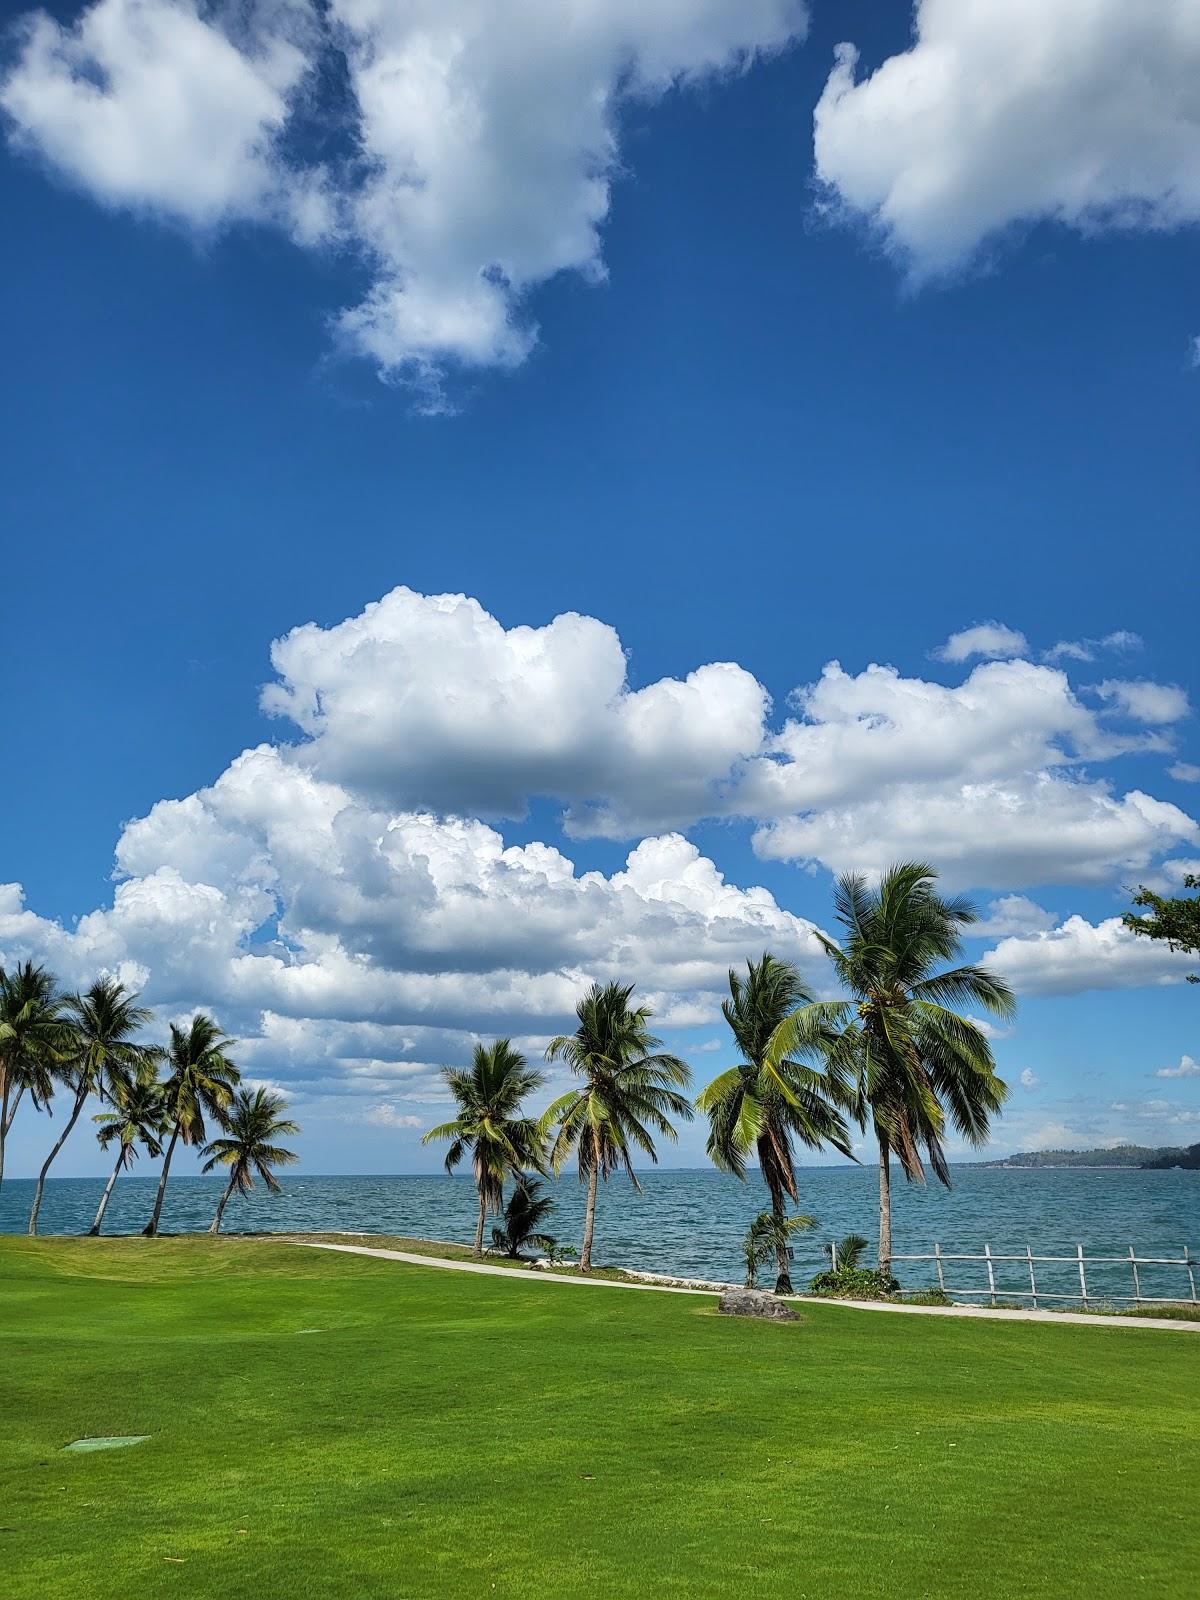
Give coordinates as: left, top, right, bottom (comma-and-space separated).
260, 586, 769, 834
970, 896, 1056, 938
1095, 680, 1191, 725
931, 621, 1027, 663
1170, 763, 1200, 783
984, 914, 1199, 997
740, 658, 1196, 888
1156, 1055, 1200, 1080
2, 0, 808, 391
813, 0, 1200, 279
1019, 1068, 1038, 1090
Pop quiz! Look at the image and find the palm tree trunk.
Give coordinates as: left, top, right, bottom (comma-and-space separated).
28, 1084, 87, 1234
878, 1135, 892, 1274
209, 1176, 236, 1234
473, 1189, 486, 1258
0, 1075, 8, 1191
769, 1177, 793, 1296
90, 1151, 124, 1235
579, 1139, 599, 1272
143, 1123, 180, 1237
3, 1081, 23, 1145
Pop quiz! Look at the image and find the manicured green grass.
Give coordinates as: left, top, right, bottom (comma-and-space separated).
3, 1238, 1197, 1598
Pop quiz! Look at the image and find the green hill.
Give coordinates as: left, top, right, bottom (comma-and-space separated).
985, 1144, 1185, 1169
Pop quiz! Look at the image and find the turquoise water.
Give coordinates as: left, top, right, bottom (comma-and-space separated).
4, 1166, 1197, 1303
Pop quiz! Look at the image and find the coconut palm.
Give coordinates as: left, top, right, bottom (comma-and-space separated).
0, 961, 68, 1190
543, 982, 692, 1273
91, 1066, 168, 1234
697, 954, 853, 1293
143, 1014, 240, 1237
489, 1177, 557, 1259
769, 863, 1014, 1272
824, 1232, 870, 1271
27, 978, 156, 1234
200, 1087, 300, 1234
423, 1041, 546, 1258
743, 1209, 814, 1290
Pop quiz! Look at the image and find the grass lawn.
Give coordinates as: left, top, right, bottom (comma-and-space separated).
3, 1238, 1197, 1598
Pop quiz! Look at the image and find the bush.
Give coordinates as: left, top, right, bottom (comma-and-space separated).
808, 1265, 899, 1300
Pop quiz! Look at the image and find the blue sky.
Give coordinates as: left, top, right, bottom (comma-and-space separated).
1, 0, 1198, 1177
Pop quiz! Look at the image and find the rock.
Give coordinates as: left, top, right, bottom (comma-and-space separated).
718, 1288, 798, 1321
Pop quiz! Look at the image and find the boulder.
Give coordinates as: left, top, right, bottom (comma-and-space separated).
718, 1288, 798, 1321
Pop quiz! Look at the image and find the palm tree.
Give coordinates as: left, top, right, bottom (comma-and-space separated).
769, 863, 1014, 1272
201, 1087, 300, 1233
543, 981, 693, 1273
743, 1209, 814, 1290
143, 1014, 240, 1237
0, 962, 68, 1189
697, 954, 853, 1293
27, 978, 156, 1234
824, 1232, 870, 1271
489, 1177, 557, 1258
91, 1066, 168, 1234
423, 1041, 546, 1258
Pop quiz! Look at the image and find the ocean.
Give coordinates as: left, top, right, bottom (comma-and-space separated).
4, 1164, 1198, 1304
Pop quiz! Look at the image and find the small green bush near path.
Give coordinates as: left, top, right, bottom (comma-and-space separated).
808, 1264, 901, 1299
3, 1237, 1198, 1599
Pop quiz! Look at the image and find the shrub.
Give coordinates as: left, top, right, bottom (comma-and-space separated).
808, 1265, 899, 1299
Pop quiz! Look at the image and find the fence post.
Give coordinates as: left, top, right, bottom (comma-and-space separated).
1026, 1245, 1038, 1309
1077, 1244, 1089, 1308
934, 1242, 945, 1296
1186, 1246, 1197, 1305
984, 1243, 997, 1307
1128, 1246, 1142, 1306
830, 1240, 838, 1271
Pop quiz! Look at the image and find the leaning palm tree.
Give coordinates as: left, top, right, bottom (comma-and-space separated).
28, 977, 156, 1234
201, 1087, 300, 1234
698, 954, 854, 1293
769, 863, 1014, 1272
543, 981, 693, 1273
0, 962, 68, 1189
423, 1041, 546, 1258
143, 1014, 240, 1237
91, 1066, 168, 1234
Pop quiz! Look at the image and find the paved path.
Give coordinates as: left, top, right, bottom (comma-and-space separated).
283, 1239, 1200, 1332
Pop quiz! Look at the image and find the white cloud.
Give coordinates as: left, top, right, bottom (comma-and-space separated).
1095, 679, 1190, 725
931, 621, 1027, 663
1044, 631, 1143, 664
984, 914, 1199, 997
362, 1104, 424, 1130
0, 0, 317, 229
1170, 763, 1200, 783
1019, 1068, 1038, 1090
1156, 1055, 1200, 1080
970, 895, 1055, 938
260, 586, 768, 834
813, 0, 1200, 279
2, 0, 809, 390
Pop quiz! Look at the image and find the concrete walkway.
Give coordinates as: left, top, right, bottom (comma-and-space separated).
283, 1239, 1200, 1332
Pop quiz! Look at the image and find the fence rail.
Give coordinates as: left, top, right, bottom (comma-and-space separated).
833, 1242, 1197, 1309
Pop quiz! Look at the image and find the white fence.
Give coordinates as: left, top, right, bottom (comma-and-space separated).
844, 1243, 1197, 1309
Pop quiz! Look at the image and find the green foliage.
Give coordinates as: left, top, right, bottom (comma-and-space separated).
489, 1177, 557, 1258
825, 1233, 869, 1271
808, 1265, 900, 1299
1124, 874, 1200, 982
742, 1209, 815, 1289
